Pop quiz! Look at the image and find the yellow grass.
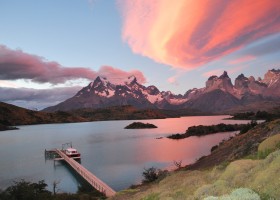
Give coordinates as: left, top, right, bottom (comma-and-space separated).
258, 134, 280, 152
110, 150, 280, 200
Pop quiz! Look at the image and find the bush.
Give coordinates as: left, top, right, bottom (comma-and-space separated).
0, 179, 106, 200
220, 160, 259, 183
210, 145, 218, 152
2, 180, 51, 200
258, 134, 280, 152
239, 120, 258, 134
142, 167, 167, 183
250, 150, 280, 198
257, 134, 280, 159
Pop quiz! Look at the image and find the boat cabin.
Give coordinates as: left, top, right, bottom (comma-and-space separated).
65, 147, 80, 158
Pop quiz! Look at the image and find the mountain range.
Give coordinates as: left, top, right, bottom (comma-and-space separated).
44, 69, 280, 113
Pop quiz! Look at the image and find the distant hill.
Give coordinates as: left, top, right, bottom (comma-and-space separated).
69, 106, 167, 121
43, 69, 280, 113
0, 102, 205, 128
0, 102, 87, 126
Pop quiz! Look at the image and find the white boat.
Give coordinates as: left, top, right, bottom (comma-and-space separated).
65, 147, 81, 158
61, 142, 81, 159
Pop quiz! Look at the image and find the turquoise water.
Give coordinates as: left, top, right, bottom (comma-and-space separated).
0, 116, 251, 193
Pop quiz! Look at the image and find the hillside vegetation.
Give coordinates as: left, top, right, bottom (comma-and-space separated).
110, 119, 280, 200
124, 122, 157, 129
230, 109, 280, 121
0, 102, 208, 130
167, 122, 257, 139
0, 102, 87, 127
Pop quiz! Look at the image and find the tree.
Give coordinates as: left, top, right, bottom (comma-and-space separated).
142, 167, 168, 183
142, 167, 160, 183
52, 180, 60, 195
173, 160, 182, 169
4, 179, 51, 200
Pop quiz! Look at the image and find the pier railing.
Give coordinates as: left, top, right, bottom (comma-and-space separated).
54, 149, 116, 197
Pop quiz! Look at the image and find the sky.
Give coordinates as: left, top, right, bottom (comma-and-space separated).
0, 0, 280, 109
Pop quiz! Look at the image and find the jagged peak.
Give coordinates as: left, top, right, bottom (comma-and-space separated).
146, 85, 160, 95
147, 85, 159, 91
235, 74, 250, 82
94, 76, 107, 82
95, 76, 101, 81
270, 69, 280, 73
248, 76, 255, 82
161, 91, 173, 97
93, 76, 110, 87
124, 75, 137, 85
208, 75, 218, 81
236, 73, 246, 79
219, 71, 229, 79
147, 85, 156, 89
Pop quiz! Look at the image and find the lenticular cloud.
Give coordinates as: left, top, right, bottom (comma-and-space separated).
119, 0, 280, 68
0, 45, 146, 84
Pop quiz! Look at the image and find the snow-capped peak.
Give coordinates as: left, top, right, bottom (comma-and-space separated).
94, 76, 109, 87
124, 75, 137, 85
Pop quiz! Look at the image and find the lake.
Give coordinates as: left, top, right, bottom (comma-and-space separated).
0, 115, 251, 193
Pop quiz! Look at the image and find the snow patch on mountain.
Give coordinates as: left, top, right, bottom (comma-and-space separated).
43, 69, 280, 112
142, 90, 163, 103
168, 98, 188, 105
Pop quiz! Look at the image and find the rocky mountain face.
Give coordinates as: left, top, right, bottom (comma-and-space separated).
262, 69, 280, 97
44, 69, 280, 113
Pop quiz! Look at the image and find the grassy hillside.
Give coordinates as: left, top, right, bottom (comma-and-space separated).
110, 119, 280, 200
113, 151, 280, 199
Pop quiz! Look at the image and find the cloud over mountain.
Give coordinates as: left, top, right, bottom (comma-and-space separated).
119, 0, 280, 68
0, 86, 82, 109
0, 45, 146, 84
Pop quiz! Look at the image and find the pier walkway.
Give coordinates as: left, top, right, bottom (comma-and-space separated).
54, 149, 116, 197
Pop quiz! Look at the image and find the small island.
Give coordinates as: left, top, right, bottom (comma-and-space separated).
167, 122, 257, 139
125, 122, 157, 129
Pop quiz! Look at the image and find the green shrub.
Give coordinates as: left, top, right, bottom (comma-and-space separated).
2, 180, 51, 200
257, 149, 274, 159
142, 167, 167, 183
239, 120, 258, 134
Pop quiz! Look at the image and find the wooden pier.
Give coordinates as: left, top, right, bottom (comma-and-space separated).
50, 149, 116, 197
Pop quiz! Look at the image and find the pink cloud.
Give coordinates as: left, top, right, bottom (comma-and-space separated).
167, 76, 178, 85
203, 69, 224, 78
98, 65, 146, 84
228, 55, 256, 65
119, 0, 280, 68
0, 45, 146, 84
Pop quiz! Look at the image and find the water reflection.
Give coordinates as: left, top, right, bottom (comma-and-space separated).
0, 116, 251, 192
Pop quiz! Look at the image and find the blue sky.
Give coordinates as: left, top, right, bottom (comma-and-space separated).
0, 0, 280, 109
